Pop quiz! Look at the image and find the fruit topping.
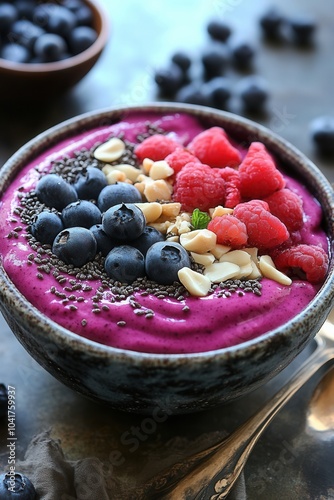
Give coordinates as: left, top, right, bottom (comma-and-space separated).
187, 127, 241, 168
273, 244, 329, 284
145, 241, 191, 285
208, 215, 248, 248
207, 20, 232, 43
263, 188, 304, 232
35, 173, 78, 211
217, 167, 241, 208
234, 200, 289, 250
310, 116, 334, 155
164, 148, 198, 176
104, 245, 145, 284
52, 227, 97, 267
239, 142, 285, 199
131, 226, 164, 256
90, 224, 119, 257
30, 211, 64, 245
102, 203, 146, 241
173, 162, 226, 212
237, 75, 269, 113
97, 183, 142, 212
135, 134, 181, 162
74, 166, 107, 200
61, 200, 101, 229
0, 472, 36, 499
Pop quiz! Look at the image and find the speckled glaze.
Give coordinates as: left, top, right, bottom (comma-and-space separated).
0, 103, 333, 414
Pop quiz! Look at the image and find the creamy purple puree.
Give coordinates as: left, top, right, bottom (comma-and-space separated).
0, 113, 328, 354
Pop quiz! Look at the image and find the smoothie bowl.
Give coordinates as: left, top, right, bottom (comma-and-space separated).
0, 103, 333, 414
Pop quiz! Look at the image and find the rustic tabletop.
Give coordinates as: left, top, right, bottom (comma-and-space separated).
0, 0, 333, 499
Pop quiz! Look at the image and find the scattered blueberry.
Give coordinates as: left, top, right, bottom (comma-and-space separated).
145, 241, 191, 285
90, 224, 119, 256
259, 7, 285, 41
289, 16, 316, 45
62, 200, 102, 229
52, 227, 97, 267
310, 116, 334, 155
0, 472, 36, 499
131, 226, 164, 256
207, 20, 232, 43
74, 166, 107, 200
68, 26, 98, 55
33, 33, 67, 62
231, 41, 255, 69
35, 174, 78, 211
176, 82, 213, 107
102, 203, 146, 241
0, 384, 8, 418
0, 3, 18, 32
1, 43, 30, 63
30, 211, 64, 245
171, 51, 192, 73
237, 75, 269, 113
203, 76, 232, 109
104, 245, 145, 284
201, 44, 229, 79
154, 64, 184, 97
97, 183, 142, 212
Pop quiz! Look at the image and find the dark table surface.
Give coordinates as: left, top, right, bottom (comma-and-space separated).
0, 0, 334, 499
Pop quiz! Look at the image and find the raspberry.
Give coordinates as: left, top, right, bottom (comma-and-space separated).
165, 148, 199, 175
239, 142, 285, 199
135, 134, 180, 162
264, 188, 304, 232
187, 126, 242, 168
273, 244, 328, 283
217, 167, 241, 208
173, 162, 225, 212
208, 215, 248, 248
234, 200, 289, 250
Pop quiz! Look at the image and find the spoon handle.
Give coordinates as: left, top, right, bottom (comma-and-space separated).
144, 320, 334, 500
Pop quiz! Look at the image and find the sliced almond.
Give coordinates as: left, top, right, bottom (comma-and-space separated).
204, 262, 240, 283
219, 250, 251, 267
160, 202, 182, 219
149, 160, 174, 180
210, 244, 231, 259
148, 221, 172, 234
191, 252, 216, 266
209, 205, 234, 218
142, 158, 154, 174
235, 262, 254, 279
259, 255, 292, 286
178, 267, 212, 297
248, 261, 263, 280
94, 137, 125, 163
135, 202, 162, 223
180, 229, 217, 254
105, 170, 127, 184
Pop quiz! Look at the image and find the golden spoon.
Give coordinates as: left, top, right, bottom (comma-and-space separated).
139, 319, 334, 500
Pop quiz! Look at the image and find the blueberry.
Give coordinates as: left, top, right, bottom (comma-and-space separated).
31, 211, 64, 245
0, 472, 36, 499
52, 227, 97, 267
310, 116, 334, 155
176, 82, 213, 107
75, 5, 94, 26
68, 26, 98, 55
171, 51, 192, 72
97, 183, 142, 212
207, 20, 232, 43
102, 203, 145, 241
104, 245, 145, 284
201, 44, 229, 79
74, 166, 107, 200
10, 20, 45, 50
154, 64, 184, 97
35, 174, 78, 211
0, 384, 8, 419
0, 3, 18, 33
33, 33, 67, 62
237, 75, 269, 113
62, 200, 101, 228
15, 1, 35, 19
1, 43, 30, 63
289, 16, 316, 45
90, 224, 119, 256
232, 42, 255, 69
203, 76, 232, 109
259, 7, 285, 40
145, 241, 191, 285
131, 226, 164, 256
62, 0, 85, 12
46, 5, 77, 37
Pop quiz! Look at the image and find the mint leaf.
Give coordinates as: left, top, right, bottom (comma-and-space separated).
191, 208, 211, 230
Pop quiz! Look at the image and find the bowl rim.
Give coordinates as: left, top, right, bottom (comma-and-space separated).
0, 102, 333, 364
0, 0, 109, 73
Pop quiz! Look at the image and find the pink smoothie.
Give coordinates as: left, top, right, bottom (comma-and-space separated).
0, 112, 328, 354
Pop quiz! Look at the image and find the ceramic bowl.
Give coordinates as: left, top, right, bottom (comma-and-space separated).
0, 103, 333, 414
0, 0, 109, 102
